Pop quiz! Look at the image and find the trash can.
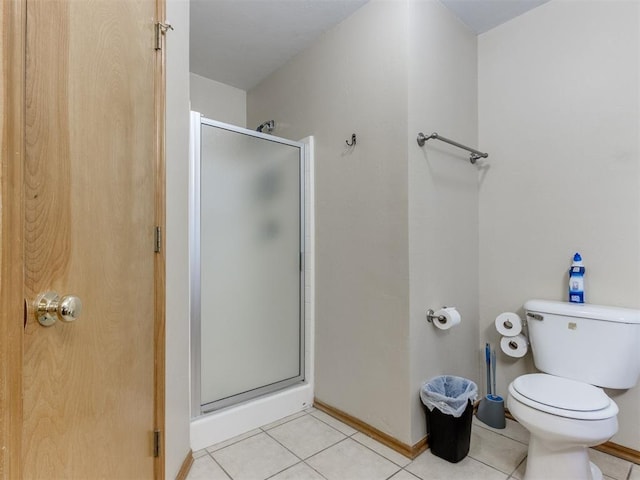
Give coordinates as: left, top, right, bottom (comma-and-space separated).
420, 375, 478, 463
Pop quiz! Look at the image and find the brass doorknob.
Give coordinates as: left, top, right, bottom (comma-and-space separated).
35, 291, 83, 327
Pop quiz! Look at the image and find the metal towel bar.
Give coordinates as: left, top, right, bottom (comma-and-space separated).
417, 132, 488, 164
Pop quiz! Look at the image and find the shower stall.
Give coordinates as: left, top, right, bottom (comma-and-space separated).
189, 112, 314, 449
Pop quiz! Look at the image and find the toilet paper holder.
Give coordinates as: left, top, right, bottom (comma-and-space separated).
426, 308, 448, 325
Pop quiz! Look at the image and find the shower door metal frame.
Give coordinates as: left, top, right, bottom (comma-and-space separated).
189, 112, 306, 417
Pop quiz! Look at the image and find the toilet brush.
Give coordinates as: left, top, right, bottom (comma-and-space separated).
485, 343, 491, 396
492, 348, 497, 397
476, 343, 506, 429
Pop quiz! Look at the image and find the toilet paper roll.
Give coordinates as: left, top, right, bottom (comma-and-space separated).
495, 312, 523, 337
432, 307, 461, 330
500, 334, 528, 358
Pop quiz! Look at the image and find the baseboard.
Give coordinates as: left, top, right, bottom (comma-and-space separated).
175, 449, 194, 480
504, 408, 640, 465
313, 400, 640, 465
313, 399, 428, 459
593, 442, 640, 465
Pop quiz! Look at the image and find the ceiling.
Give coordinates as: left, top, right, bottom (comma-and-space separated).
440, 0, 550, 34
190, 0, 550, 92
190, 0, 369, 91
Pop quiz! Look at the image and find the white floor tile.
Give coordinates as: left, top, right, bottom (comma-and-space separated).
408, 450, 506, 480
509, 452, 632, 480
309, 409, 358, 436
388, 470, 421, 480
351, 432, 412, 467
469, 424, 528, 474
269, 462, 327, 480
206, 429, 262, 454
473, 416, 530, 445
589, 449, 632, 480
193, 449, 209, 459
267, 414, 346, 459
407, 451, 506, 480
261, 411, 307, 431
306, 438, 400, 480
211, 432, 298, 480
508, 457, 526, 480
187, 455, 231, 480
191, 410, 638, 480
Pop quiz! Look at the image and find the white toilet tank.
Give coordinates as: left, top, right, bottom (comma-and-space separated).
524, 300, 640, 389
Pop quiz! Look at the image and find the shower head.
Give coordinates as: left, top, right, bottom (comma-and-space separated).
256, 120, 275, 134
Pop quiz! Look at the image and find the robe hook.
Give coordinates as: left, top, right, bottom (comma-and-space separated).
346, 133, 356, 147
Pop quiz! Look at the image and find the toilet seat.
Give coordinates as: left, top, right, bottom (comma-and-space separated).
509, 374, 619, 420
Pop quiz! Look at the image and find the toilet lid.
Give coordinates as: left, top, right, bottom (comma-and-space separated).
512, 374, 610, 412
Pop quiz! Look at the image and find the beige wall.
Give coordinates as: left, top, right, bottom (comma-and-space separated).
166, 0, 192, 476
189, 73, 247, 127
174, 0, 640, 456
248, 0, 413, 443
248, 0, 480, 445
407, 0, 479, 444
478, 0, 640, 449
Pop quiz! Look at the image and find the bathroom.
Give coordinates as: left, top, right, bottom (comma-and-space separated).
164, 0, 640, 478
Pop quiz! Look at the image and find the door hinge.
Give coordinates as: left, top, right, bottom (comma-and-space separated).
153, 430, 162, 458
155, 22, 174, 51
154, 226, 162, 253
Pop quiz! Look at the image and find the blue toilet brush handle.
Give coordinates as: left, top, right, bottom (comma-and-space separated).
491, 348, 497, 398
485, 343, 491, 396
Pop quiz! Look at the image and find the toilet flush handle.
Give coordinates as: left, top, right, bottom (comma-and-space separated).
526, 312, 544, 321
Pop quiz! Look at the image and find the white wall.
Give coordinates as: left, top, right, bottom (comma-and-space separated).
479, 0, 640, 449
248, 0, 413, 443
248, 0, 481, 446
171, 0, 640, 459
407, 0, 479, 444
189, 73, 246, 127
165, 0, 192, 476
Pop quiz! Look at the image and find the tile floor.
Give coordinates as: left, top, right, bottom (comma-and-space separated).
188, 407, 639, 480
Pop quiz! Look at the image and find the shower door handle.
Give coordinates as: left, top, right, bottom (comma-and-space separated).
34, 291, 83, 327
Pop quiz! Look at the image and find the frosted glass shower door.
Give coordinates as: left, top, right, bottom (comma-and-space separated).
195, 116, 304, 413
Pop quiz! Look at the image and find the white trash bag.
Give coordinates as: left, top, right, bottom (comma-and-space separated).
420, 375, 478, 418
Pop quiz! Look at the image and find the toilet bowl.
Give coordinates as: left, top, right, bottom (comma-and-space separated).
507, 373, 618, 480
505, 300, 640, 480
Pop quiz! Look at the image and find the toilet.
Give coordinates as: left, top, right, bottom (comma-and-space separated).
507, 300, 640, 480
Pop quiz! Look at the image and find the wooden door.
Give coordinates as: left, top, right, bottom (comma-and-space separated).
19, 0, 164, 478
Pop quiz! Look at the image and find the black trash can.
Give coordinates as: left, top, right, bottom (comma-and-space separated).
420, 375, 478, 463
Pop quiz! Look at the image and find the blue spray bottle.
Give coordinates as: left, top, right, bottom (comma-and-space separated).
569, 252, 585, 303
